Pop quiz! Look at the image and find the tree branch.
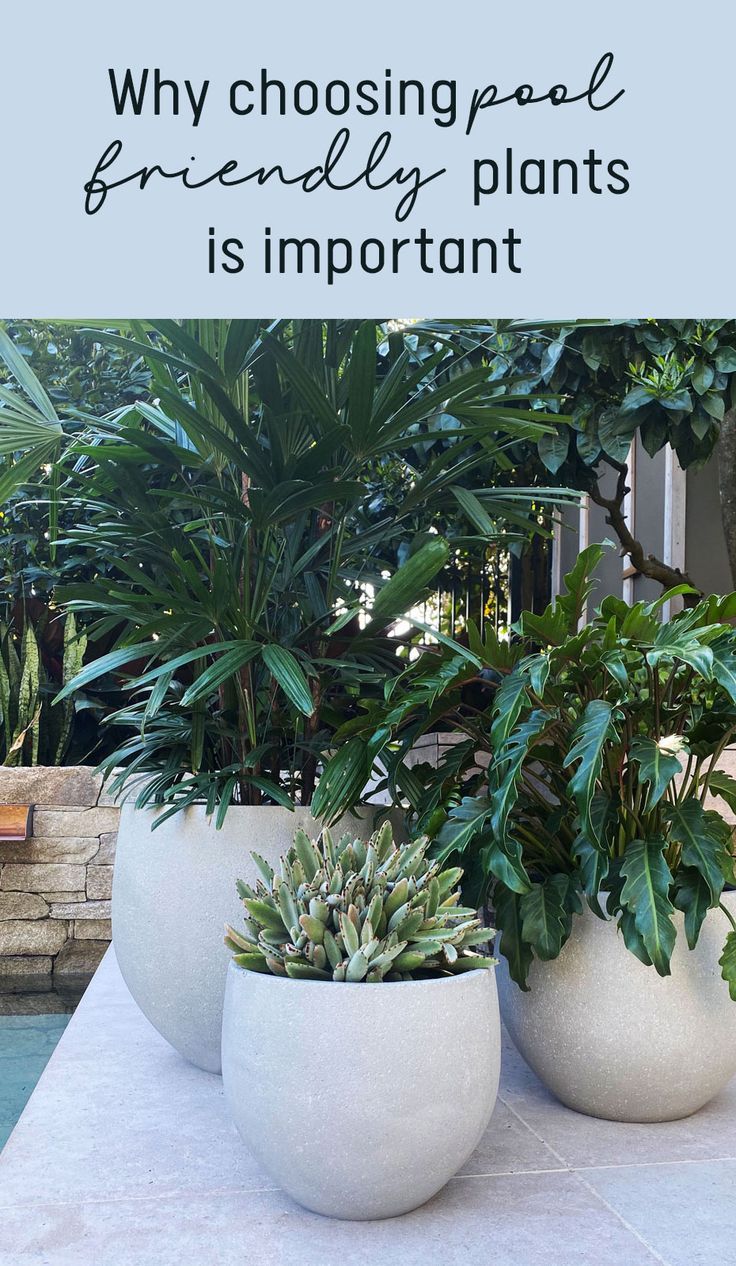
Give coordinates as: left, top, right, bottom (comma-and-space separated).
589, 458, 700, 600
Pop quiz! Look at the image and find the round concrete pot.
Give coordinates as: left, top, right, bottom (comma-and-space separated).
222, 963, 500, 1220
112, 803, 383, 1074
498, 893, 736, 1122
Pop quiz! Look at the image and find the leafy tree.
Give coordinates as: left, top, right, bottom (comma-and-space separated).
461, 320, 736, 593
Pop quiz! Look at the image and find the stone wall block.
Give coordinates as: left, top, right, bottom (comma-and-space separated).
1, 863, 87, 893
0, 837, 100, 865
86, 866, 113, 900
91, 833, 118, 865
39, 891, 86, 902
0, 892, 49, 920
0, 920, 69, 955
49, 900, 111, 920
73, 918, 112, 940
0, 766, 103, 806
31, 808, 121, 837
0, 955, 53, 976
96, 785, 123, 808
54, 939, 108, 974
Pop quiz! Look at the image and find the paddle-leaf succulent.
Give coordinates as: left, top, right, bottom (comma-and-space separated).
225, 821, 496, 982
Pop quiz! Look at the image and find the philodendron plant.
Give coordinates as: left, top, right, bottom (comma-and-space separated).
320, 544, 736, 997
225, 821, 495, 982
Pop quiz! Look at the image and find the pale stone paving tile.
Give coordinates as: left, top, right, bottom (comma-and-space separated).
579, 1160, 736, 1266
0, 1174, 668, 1266
499, 1028, 736, 1169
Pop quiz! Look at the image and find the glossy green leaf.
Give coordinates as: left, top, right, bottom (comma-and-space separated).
673, 868, 713, 950
179, 643, 261, 706
537, 426, 570, 473
564, 700, 614, 841
520, 878, 568, 960
719, 930, 736, 1001
629, 736, 683, 810
620, 839, 676, 976
311, 738, 371, 825
485, 835, 532, 895
450, 484, 497, 537
490, 671, 528, 749
434, 794, 491, 863
557, 542, 608, 629
617, 908, 653, 966
493, 884, 533, 990
54, 641, 161, 701
261, 645, 314, 717
664, 799, 725, 903
490, 709, 551, 844
704, 770, 736, 815
710, 639, 736, 703
0, 326, 59, 422
371, 537, 450, 623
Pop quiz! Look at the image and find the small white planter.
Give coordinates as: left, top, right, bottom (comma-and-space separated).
498, 893, 736, 1122
112, 803, 384, 1074
222, 964, 500, 1220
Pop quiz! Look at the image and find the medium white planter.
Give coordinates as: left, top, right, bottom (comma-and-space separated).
498, 893, 736, 1122
221, 964, 500, 1219
112, 803, 383, 1074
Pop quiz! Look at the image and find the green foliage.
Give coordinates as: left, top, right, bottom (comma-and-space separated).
619, 840, 676, 976
0, 321, 150, 599
0, 322, 152, 765
48, 319, 570, 821
0, 611, 86, 765
719, 930, 736, 1001
476, 320, 736, 480
453, 320, 736, 594
0, 325, 63, 505
325, 544, 736, 990
225, 821, 495, 982
629, 737, 683, 811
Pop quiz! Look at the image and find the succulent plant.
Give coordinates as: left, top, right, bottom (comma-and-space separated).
225, 821, 496, 982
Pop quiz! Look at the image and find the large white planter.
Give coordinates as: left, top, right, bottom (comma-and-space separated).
222, 964, 500, 1219
498, 893, 736, 1122
112, 803, 382, 1074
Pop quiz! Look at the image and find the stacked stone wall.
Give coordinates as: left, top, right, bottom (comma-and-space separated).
0, 768, 119, 977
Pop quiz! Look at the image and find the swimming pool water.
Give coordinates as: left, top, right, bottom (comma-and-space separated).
0, 976, 91, 1150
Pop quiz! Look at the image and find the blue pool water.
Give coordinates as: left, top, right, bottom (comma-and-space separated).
0, 976, 90, 1150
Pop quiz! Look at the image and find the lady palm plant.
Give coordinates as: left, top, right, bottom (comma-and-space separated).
321, 543, 736, 998
45, 319, 574, 823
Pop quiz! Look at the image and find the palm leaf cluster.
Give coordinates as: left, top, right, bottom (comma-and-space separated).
36, 319, 574, 820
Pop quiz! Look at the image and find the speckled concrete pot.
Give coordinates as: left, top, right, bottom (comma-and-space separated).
222, 964, 500, 1220
112, 803, 385, 1074
498, 893, 736, 1122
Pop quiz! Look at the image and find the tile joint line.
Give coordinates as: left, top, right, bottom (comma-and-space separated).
499, 1094, 675, 1266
